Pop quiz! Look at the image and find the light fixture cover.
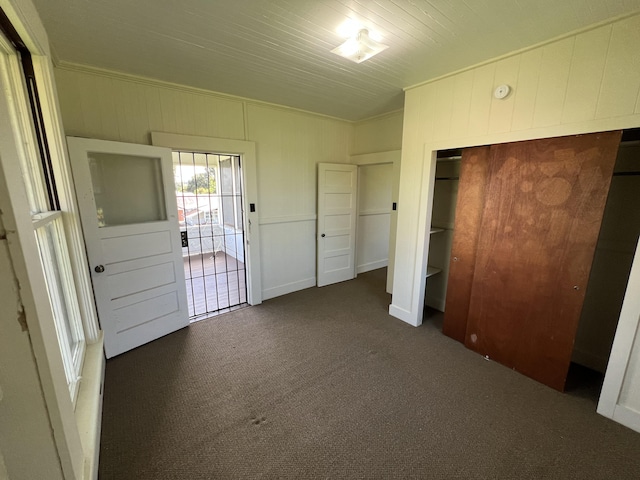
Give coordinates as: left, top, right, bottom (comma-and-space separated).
331, 29, 388, 63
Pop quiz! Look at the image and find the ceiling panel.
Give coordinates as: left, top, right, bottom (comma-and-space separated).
31, 0, 640, 120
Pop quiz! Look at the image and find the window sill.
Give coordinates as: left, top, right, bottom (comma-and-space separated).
74, 333, 105, 480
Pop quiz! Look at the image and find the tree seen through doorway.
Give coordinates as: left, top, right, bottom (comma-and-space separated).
176, 167, 217, 194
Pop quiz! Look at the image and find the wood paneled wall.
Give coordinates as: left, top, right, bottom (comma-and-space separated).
54, 66, 403, 300
392, 13, 640, 323
54, 66, 353, 300
247, 103, 351, 298
351, 112, 403, 287
352, 111, 404, 155
390, 12, 640, 415
55, 67, 246, 144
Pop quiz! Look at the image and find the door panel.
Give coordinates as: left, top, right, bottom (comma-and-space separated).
114, 291, 179, 332
68, 137, 189, 358
442, 147, 491, 342
101, 230, 172, 263
317, 163, 357, 287
464, 131, 621, 391
107, 260, 176, 299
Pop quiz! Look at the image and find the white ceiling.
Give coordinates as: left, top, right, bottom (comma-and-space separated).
32, 0, 640, 121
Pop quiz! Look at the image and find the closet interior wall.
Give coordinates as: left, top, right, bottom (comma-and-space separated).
572, 140, 640, 373
424, 156, 460, 312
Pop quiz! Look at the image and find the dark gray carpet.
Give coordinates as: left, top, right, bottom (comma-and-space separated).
99, 269, 640, 479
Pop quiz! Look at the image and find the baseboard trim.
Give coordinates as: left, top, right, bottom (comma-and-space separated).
356, 259, 388, 274
262, 277, 316, 300
389, 304, 420, 327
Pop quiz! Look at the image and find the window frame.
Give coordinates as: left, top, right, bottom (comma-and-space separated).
0, 28, 91, 405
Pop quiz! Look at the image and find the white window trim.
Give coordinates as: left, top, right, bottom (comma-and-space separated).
0, 26, 85, 480
0, 32, 88, 403
31, 54, 101, 342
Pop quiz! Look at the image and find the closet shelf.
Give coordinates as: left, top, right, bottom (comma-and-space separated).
426, 265, 442, 278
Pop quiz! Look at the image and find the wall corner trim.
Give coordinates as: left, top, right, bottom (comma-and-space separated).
389, 304, 420, 327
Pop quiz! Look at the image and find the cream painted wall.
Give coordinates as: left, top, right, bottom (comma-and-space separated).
53, 66, 353, 300
247, 103, 351, 298
352, 110, 403, 155
351, 111, 403, 290
0, 220, 63, 480
392, 12, 640, 325
391, 12, 640, 429
55, 67, 246, 143
54, 67, 407, 299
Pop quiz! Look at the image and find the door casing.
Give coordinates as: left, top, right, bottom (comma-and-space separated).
151, 132, 262, 305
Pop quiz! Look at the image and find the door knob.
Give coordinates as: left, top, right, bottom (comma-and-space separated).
95, 265, 105, 273
321, 233, 326, 237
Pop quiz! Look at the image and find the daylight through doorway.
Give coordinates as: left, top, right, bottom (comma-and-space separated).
174, 151, 247, 320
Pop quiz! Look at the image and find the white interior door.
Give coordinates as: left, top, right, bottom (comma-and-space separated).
68, 137, 189, 358
317, 163, 357, 287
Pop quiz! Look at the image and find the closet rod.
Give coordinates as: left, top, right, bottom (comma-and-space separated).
435, 176, 459, 180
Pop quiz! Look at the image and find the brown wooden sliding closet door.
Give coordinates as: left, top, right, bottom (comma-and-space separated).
442, 147, 491, 342
464, 131, 621, 391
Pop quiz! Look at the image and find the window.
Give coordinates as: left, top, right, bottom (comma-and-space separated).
0, 31, 85, 403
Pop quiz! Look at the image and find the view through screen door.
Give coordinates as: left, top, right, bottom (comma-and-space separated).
174, 151, 248, 319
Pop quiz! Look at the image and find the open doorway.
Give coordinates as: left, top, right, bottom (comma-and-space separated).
347, 149, 401, 295
570, 134, 640, 393
316, 160, 395, 290
173, 151, 247, 321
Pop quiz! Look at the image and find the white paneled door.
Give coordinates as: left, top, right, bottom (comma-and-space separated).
68, 137, 189, 358
317, 163, 357, 287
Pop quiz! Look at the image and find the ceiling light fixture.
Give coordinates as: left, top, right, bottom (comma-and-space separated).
331, 28, 388, 64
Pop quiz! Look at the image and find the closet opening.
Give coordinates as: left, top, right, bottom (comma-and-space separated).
423, 128, 640, 399
570, 129, 640, 395
424, 147, 463, 314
